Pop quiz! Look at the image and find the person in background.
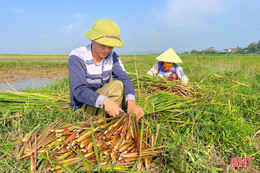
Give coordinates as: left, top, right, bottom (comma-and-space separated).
147, 48, 189, 84
68, 19, 144, 120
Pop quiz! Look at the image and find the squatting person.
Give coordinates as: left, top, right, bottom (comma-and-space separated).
68, 19, 144, 120
147, 48, 189, 84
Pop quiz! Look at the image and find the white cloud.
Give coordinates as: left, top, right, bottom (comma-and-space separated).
60, 21, 88, 34
73, 12, 88, 18
63, 22, 81, 31
156, 0, 225, 26
11, 8, 25, 14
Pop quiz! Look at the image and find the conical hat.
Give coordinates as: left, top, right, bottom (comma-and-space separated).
156, 48, 182, 63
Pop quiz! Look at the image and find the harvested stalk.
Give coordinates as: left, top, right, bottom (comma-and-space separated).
16, 114, 166, 172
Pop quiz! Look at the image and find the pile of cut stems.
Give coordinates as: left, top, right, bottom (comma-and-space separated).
128, 73, 199, 98
16, 113, 166, 172
146, 83, 197, 97
0, 91, 69, 114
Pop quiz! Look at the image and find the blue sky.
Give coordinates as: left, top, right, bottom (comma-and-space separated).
0, 0, 259, 54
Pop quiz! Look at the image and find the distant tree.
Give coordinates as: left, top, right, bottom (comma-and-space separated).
197, 50, 203, 54
223, 49, 229, 52
205, 47, 217, 54
184, 40, 260, 54
247, 42, 258, 53
190, 49, 198, 54
236, 46, 245, 54
257, 40, 260, 51
182, 51, 189, 54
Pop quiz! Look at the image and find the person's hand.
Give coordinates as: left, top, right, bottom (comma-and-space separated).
127, 100, 144, 120
103, 97, 122, 117
168, 72, 178, 80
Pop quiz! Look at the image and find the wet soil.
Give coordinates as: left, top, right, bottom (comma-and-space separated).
0, 69, 68, 83
0, 58, 68, 83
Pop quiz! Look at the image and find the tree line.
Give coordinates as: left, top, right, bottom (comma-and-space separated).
183, 40, 260, 54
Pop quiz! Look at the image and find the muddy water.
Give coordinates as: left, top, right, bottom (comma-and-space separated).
0, 58, 69, 91
0, 78, 59, 91
0, 69, 68, 91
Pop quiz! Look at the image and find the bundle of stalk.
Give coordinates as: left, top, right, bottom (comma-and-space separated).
128, 73, 198, 98
147, 83, 195, 97
0, 91, 70, 113
16, 114, 166, 172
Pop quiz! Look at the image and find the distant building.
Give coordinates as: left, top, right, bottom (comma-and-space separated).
228, 48, 237, 53
206, 47, 215, 51
221, 49, 229, 52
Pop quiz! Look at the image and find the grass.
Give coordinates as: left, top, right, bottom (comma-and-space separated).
0, 60, 68, 70
0, 54, 68, 60
0, 54, 259, 172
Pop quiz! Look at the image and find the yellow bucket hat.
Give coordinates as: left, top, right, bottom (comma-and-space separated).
156, 48, 182, 63
85, 19, 124, 47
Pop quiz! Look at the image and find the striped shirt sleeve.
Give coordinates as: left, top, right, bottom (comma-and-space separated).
111, 53, 135, 102
68, 55, 107, 108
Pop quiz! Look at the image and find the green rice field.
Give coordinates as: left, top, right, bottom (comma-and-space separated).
0, 54, 259, 172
